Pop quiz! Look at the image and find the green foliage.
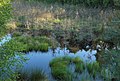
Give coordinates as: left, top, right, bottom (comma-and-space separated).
0, 39, 27, 81
0, 0, 12, 37
75, 62, 85, 73
87, 62, 100, 77
17, 69, 48, 81
101, 68, 112, 81
0, 0, 27, 80
13, 36, 57, 52
37, 43, 49, 52
30, 69, 48, 81
72, 57, 83, 64
99, 50, 120, 81
49, 56, 72, 81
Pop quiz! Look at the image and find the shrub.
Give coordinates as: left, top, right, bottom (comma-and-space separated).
0, 0, 12, 37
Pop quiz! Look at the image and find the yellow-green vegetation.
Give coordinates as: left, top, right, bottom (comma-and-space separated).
72, 57, 83, 64
49, 56, 72, 80
73, 57, 85, 73
17, 69, 48, 81
0, 0, 12, 37
11, 36, 58, 52
0, 38, 27, 81
50, 56, 103, 80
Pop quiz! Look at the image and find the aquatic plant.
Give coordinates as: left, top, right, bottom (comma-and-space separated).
17, 70, 29, 81
49, 56, 70, 67
37, 43, 49, 52
17, 69, 48, 81
12, 35, 58, 52
50, 56, 72, 81
30, 69, 48, 81
87, 62, 100, 77
75, 62, 85, 73
72, 57, 83, 64
101, 68, 112, 81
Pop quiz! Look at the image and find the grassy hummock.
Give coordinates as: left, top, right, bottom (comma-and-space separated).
8, 35, 58, 52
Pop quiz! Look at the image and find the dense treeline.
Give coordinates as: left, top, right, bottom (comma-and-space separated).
31, 0, 120, 7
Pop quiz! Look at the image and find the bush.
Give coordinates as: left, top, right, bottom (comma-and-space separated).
0, 0, 12, 37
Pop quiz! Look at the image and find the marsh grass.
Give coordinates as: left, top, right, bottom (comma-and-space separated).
11, 0, 120, 48
17, 69, 48, 81
75, 62, 85, 73
12, 35, 58, 52
49, 56, 72, 81
72, 57, 83, 64
87, 62, 100, 77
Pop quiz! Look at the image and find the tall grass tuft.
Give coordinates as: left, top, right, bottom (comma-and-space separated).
17, 69, 48, 81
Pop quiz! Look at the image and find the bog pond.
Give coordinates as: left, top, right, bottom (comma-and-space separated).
0, 34, 104, 81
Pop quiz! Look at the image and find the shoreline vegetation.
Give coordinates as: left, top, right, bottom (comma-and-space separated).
0, 0, 120, 81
